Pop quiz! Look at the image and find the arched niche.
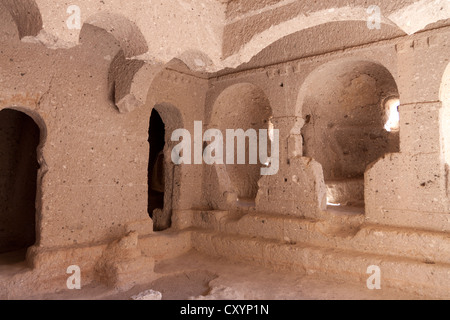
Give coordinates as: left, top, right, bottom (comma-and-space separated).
210, 83, 273, 204
298, 59, 400, 209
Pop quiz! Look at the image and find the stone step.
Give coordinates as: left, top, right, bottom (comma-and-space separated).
173, 209, 450, 265
190, 229, 450, 299
138, 229, 192, 260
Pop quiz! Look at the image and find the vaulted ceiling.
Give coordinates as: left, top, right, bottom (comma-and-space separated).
1, 0, 449, 71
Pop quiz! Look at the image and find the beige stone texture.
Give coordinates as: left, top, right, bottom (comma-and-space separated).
0, 0, 450, 300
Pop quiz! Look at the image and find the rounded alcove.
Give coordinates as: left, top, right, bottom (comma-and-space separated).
300, 59, 400, 210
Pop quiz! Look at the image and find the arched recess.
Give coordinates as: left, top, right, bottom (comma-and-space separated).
209, 83, 273, 205
297, 59, 400, 210
0, 107, 46, 262
148, 103, 183, 231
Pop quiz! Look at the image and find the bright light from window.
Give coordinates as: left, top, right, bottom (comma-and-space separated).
268, 119, 274, 142
327, 202, 341, 207
384, 98, 400, 132
262, 119, 274, 167
326, 196, 341, 207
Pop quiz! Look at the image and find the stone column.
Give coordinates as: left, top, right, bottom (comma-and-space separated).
256, 116, 327, 219
365, 34, 450, 232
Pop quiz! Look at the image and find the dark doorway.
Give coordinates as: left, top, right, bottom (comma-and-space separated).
148, 109, 165, 218
0, 109, 40, 259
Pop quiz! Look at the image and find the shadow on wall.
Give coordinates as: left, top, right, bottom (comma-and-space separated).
299, 59, 400, 209
0, 109, 40, 259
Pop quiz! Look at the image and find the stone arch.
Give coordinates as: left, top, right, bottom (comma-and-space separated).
79, 13, 152, 114
81, 12, 148, 58
223, 6, 397, 64
0, 0, 42, 39
227, 20, 404, 72
209, 83, 273, 205
223, 1, 449, 65
296, 58, 400, 209
148, 102, 184, 231
0, 106, 47, 260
